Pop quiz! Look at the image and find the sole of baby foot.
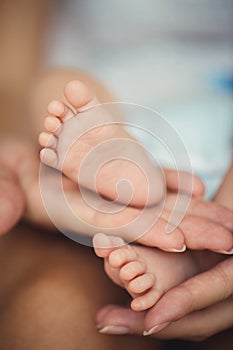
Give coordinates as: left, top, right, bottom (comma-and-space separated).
39, 79, 164, 207
93, 233, 200, 313
94, 234, 164, 312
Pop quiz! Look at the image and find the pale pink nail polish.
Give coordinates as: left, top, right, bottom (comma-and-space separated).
143, 322, 170, 336
168, 245, 186, 253
98, 325, 129, 335
215, 248, 233, 255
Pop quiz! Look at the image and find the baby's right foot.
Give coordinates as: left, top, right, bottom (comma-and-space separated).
93, 233, 199, 312
39, 80, 164, 207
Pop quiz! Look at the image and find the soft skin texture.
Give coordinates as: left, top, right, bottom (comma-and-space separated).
93, 233, 200, 313
1, 134, 231, 348
94, 162, 233, 340
95, 255, 233, 340
39, 80, 165, 208
1, 138, 232, 253
0, 224, 159, 350
0, 1, 232, 347
0, 64, 159, 349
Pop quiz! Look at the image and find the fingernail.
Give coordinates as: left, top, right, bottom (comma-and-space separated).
143, 322, 170, 336
215, 248, 233, 255
98, 325, 129, 335
168, 245, 186, 253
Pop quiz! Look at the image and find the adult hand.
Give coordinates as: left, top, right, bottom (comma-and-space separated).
47, 170, 233, 253
74, 167, 233, 252
1, 139, 232, 253
95, 255, 233, 341
10, 138, 232, 253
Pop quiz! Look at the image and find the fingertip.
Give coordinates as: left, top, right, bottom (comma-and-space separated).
192, 175, 206, 198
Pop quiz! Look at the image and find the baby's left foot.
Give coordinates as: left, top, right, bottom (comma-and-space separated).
93, 233, 199, 312
39, 80, 164, 207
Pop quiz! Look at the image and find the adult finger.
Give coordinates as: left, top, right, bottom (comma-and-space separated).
143, 256, 233, 334
164, 194, 233, 232
96, 304, 146, 335
178, 216, 233, 253
60, 189, 186, 251
154, 298, 233, 341
161, 195, 233, 253
163, 169, 205, 197
96, 299, 233, 341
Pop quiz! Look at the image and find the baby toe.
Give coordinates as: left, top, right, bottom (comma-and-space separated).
109, 246, 138, 268
93, 233, 115, 258
47, 100, 66, 116
131, 288, 161, 311
39, 132, 57, 149
93, 233, 126, 258
48, 100, 74, 122
40, 148, 58, 168
120, 260, 146, 281
44, 116, 62, 133
128, 273, 155, 294
110, 236, 126, 248
64, 80, 95, 111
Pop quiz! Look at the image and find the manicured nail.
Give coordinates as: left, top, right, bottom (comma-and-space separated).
215, 248, 233, 255
98, 325, 129, 335
168, 245, 186, 253
143, 322, 170, 336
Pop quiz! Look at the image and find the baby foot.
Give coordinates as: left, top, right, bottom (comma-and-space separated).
93, 233, 199, 312
39, 80, 164, 207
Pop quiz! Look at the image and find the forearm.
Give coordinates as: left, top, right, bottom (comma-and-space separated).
0, 0, 47, 138
213, 161, 233, 210
29, 69, 114, 140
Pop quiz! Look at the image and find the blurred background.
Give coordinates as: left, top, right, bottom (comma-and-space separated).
45, 0, 233, 106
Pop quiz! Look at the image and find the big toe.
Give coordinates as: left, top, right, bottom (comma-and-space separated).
64, 80, 96, 111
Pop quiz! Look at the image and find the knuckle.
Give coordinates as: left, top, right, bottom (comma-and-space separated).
175, 283, 197, 314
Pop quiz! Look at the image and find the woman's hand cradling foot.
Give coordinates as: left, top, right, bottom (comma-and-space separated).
95, 255, 233, 341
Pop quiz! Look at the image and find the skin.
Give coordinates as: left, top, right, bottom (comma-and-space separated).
94, 163, 233, 341
0, 69, 162, 350
0, 73, 232, 350
0, 223, 160, 350
0, 2, 232, 348
0, 4, 163, 345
